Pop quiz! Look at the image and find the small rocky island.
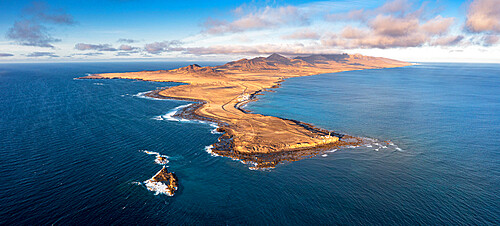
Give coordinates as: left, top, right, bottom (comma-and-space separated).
144, 166, 178, 196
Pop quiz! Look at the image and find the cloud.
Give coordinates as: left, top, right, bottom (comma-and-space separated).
26, 52, 59, 57
482, 35, 499, 46
325, 0, 414, 22
70, 52, 104, 56
116, 52, 132, 56
378, 0, 413, 15
118, 44, 139, 51
321, 0, 458, 49
6, 20, 61, 48
203, 5, 308, 34
74, 43, 141, 53
116, 47, 140, 56
74, 43, 117, 51
73, 41, 181, 55
117, 38, 138, 43
340, 26, 370, 39
325, 9, 366, 21
430, 35, 464, 46
421, 16, 455, 35
143, 40, 183, 54
25, 1, 75, 25
465, 0, 500, 33
6, 1, 75, 48
464, 0, 500, 46
322, 32, 429, 49
282, 28, 320, 40
370, 14, 420, 37
0, 53, 14, 57
185, 43, 340, 56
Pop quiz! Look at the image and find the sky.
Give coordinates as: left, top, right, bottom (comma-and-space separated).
0, 0, 499, 63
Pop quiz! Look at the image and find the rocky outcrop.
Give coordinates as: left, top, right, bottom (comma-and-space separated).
144, 166, 178, 196
155, 155, 168, 165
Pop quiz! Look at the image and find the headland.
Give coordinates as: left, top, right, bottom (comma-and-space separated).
79, 53, 410, 169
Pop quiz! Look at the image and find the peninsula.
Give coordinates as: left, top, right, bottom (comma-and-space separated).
80, 53, 410, 168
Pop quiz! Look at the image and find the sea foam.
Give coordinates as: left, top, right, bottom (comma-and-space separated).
157, 104, 192, 121
141, 150, 169, 165
143, 180, 173, 196
133, 91, 165, 101
153, 104, 223, 134
339, 136, 405, 152
134, 90, 222, 134
132, 178, 173, 196
204, 145, 219, 157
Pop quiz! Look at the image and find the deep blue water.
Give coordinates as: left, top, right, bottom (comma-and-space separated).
0, 62, 499, 224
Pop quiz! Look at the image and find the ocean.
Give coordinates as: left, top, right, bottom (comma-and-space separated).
0, 62, 498, 224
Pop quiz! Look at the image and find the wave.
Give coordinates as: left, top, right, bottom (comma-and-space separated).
204, 145, 263, 170
134, 90, 222, 134
152, 116, 163, 121
248, 162, 269, 171
344, 137, 405, 152
141, 150, 169, 165
155, 104, 193, 121
209, 123, 222, 134
327, 149, 338, 153
143, 167, 176, 196
73, 73, 93, 80
204, 145, 219, 157
133, 91, 165, 101
317, 148, 337, 158
132, 179, 173, 196
153, 104, 223, 134
143, 180, 173, 196
93, 83, 104, 86
322, 135, 405, 152
187, 119, 222, 134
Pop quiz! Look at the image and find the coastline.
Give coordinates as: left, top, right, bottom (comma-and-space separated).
144, 85, 362, 168
78, 53, 411, 169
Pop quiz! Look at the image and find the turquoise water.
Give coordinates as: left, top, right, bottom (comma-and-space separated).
0, 62, 499, 224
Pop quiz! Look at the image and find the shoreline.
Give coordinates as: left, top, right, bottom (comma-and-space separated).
78, 53, 411, 169
133, 77, 362, 169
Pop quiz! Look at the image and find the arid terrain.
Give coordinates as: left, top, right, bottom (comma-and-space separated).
80, 53, 410, 168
